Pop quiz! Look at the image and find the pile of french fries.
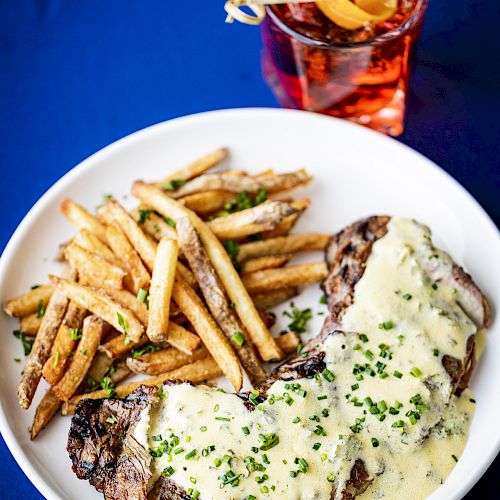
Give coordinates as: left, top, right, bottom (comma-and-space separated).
2, 147, 331, 440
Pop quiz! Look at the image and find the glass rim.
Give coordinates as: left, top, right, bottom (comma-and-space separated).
265, 0, 428, 49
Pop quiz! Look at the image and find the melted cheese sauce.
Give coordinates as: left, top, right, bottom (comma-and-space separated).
140, 218, 478, 499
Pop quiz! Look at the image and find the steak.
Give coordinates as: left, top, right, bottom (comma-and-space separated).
67, 216, 489, 499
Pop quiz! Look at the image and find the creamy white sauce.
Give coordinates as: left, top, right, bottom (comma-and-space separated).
142, 218, 478, 499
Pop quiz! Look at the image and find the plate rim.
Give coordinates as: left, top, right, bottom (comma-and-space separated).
0, 107, 498, 499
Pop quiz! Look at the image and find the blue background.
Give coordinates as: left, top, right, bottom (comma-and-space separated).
0, 0, 498, 497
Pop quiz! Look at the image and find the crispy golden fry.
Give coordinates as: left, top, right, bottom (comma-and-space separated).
156, 147, 229, 187
106, 224, 151, 293
208, 201, 297, 240
29, 387, 61, 440
176, 261, 197, 288
50, 276, 145, 342
42, 301, 88, 385
63, 357, 222, 414
252, 286, 298, 309
238, 233, 331, 262
261, 198, 310, 238
83, 275, 150, 324
132, 181, 282, 362
60, 199, 107, 242
19, 313, 42, 335
172, 278, 243, 391
180, 191, 235, 215
170, 169, 311, 199
86, 351, 114, 387
53, 315, 105, 400
240, 254, 292, 274
100, 321, 200, 359
147, 237, 178, 344
242, 262, 327, 294
3, 284, 54, 318
65, 242, 127, 290
104, 199, 157, 272
176, 216, 267, 385
73, 228, 121, 266
131, 206, 177, 241
18, 276, 71, 409
275, 332, 302, 354
127, 346, 208, 375
110, 358, 132, 385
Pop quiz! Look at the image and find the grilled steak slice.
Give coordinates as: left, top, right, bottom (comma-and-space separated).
323, 215, 489, 394
68, 216, 489, 500
68, 386, 158, 499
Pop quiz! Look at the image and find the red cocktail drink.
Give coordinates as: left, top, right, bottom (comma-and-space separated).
261, 1, 428, 135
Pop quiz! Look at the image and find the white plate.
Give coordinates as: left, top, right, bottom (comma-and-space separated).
0, 108, 498, 500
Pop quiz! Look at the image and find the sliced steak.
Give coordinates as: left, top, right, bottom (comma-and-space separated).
68, 216, 489, 500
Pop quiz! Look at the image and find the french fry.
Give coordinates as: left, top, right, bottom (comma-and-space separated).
53, 315, 105, 400
252, 286, 298, 309
156, 147, 229, 187
180, 191, 235, 215
240, 254, 292, 274
208, 201, 297, 240
176, 261, 197, 288
110, 359, 132, 385
127, 346, 208, 375
60, 199, 107, 243
63, 357, 222, 414
106, 225, 151, 293
3, 284, 54, 318
86, 351, 114, 388
131, 207, 177, 241
104, 199, 157, 272
100, 322, 200, 359
238, 233, 331, 262
17, 274, 72, 409
29, 387, 61, 440
42, 301, 88, 385
275, 332, 301, 354
132, 181, 282, 362
49, 276, 144, 342
172, 278, 243, 391
147, 237, 178, 344
242, 262, 327, 294
65, 242, 127, 290
74, 228, 121, 266
170, 169, 311, 199
176, 216, 267, 385
262, 198, 310, 238
19, 313, 42, 335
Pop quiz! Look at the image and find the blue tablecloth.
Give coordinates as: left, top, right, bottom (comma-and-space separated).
0, 1, 498, 498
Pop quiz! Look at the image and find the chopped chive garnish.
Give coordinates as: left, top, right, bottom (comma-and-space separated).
317, 395, 327, 400
322, 368, 335, 382
452, 454, 458, 462
53, 351, 60, 367
231, 331, 245, 347
394, 370, 403, 379
327, 473, 335, 482
402, 293, 412, 301
378, 321, 394, 330
162, 466, 175, 477
200, 426, 207, 432
242, 426, 250, 435
352, 343, 361, 350
359, 333, 369, 343
397, 335, 405, 344
37, 300, 46, 318
215, 416, 231, 421
106, 417, 116, 424
292, 416, 300, 424
364, 350, 374, 361
185, 450, 196, 460
433, 348, 439, 356
371, 438, 379, 447
351, 383, 359, 391
410, 367, 422, 377
469, 398, 476, 403
116, 312, 127, 334
392, 420, 405, 428
319, 294, 327, 304
137, 288, 148, 303
312, 442, 321, 450
173, 447, 184, 455
432, 282, 438, 290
